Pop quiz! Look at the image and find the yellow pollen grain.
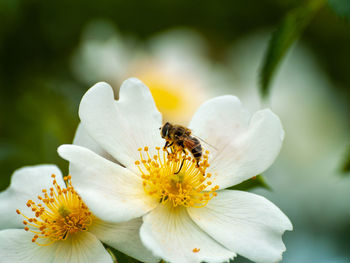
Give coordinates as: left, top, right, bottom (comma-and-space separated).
137, 146, 219, 208
16, 175, 92, 246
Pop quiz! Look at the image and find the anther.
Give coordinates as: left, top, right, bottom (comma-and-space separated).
17, 176, 93, 246
138, 146, 218, 208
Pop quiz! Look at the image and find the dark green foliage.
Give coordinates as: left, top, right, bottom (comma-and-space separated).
227, 175, 271, 191
259, 0, 325, 97
341, 145, 350, 174
329, 0, 350, 19
105, 245, 143, 263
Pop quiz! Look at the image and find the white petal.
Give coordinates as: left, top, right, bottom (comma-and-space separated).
73, 123, 115, 162
140, 204, 236, 263
78, 79, 163, 172
58, 144, 158, 222
188, 190, 292, 263
90, 217, 159, 263
190, 96, 283, 189
0, 165, 65, 230
53, 232, 113, 263
0, 229, 57, 263
0, 229, 113, 263
189, 95, 251, 150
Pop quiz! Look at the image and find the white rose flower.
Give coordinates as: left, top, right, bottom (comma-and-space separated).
0, 164, 159, 263
72, 23, 226, 124
58, 78, 292, 263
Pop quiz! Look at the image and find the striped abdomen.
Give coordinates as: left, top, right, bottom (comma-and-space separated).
189, 137, 202, 163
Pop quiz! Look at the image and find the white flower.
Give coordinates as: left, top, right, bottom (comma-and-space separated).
0, 164, 159, 263
72, 23, 227, 124
226, 33, 350, 262
58, 78, 292, 263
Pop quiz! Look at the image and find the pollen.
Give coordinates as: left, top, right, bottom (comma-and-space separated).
136, 147, 219, 208
193, 248, 200, 253
16, 174, 92, 246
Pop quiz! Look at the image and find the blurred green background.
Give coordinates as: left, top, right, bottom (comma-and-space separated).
1, 0, 350, 262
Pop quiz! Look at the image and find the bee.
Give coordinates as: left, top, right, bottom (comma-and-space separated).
160, 122, 202, 174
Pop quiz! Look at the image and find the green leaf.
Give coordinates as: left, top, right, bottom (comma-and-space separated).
259, 0, 325, 97
104, 245, 142, 263
328, 0, 350, 19
106, 248, 118, 263
227, 175, 271, 191
341, 146, 350, 174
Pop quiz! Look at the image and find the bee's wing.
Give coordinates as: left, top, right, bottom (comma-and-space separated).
183, 137, 199, 149
191, 134, 218, 153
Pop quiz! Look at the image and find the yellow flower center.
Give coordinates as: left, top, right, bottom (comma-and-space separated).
135, 70, 187, 113
135, 68, 203, 124
135, 146, 219, 208
16, 175, 92, 246
146, 80, 182, 111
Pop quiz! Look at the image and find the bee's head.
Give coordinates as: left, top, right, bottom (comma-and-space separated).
160, 122, 171, 138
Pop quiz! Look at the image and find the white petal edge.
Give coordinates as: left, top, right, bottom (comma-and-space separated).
189, 95, 251, 151
190, 97, 284, 189
78, 79, 163, 173
58, 144, 158, 222
0, 229, 113, 263
0, 165, 65, 230
140, 204, 236, 263
90, 217, 160, 263
188, 190, 292, 263
73, 123, 115, 162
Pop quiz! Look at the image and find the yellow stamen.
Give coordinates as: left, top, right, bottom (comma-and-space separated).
136, 147, 219, 208
16, 174, 92, 246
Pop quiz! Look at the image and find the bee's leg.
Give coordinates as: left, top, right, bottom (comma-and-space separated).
169, 142, 176, 154
195, 157, 201, 167
163, 141, 169, 149
174, 158, 185, 174
175, 141, 186, 155
164, 142, 174, 149
164, 141, 173, 154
